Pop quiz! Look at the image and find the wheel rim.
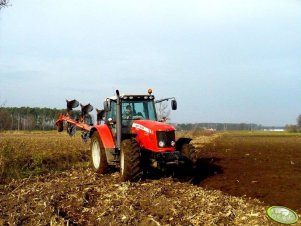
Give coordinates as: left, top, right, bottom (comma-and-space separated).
120, 149, 124, 175
92, 140, 100, 169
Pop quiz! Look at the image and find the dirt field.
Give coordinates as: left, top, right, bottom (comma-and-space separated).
0, 131, 300, 225
191, 132, 301, 213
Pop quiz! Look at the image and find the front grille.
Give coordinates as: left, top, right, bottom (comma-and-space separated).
156, 131, 175, 148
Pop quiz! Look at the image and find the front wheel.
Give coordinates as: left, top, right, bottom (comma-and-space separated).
120, 139, 141, 181
90, 132, 108, 174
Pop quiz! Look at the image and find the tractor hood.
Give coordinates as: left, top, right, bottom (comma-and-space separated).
131, 120, 176, 152
132, 120, 175, 134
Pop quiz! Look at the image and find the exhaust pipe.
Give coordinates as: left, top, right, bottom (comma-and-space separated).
116, 90, 122, 151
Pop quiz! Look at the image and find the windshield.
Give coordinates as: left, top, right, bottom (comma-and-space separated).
122, 100, 157, 122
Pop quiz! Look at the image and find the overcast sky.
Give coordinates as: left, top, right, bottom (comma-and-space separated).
0, 0, 300, 126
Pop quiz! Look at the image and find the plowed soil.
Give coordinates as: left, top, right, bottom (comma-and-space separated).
0, 132, 300, 225
191, 133, 301, 213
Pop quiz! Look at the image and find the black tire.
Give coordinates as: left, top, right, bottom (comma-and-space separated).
90, 132, 109, 174
120, 138, 141, 182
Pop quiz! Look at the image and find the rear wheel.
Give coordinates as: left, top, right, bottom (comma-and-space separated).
120, 139, 141, 181
90, 132, 108, 174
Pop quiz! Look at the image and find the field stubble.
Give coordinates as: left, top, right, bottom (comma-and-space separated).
0, 131, 89, 183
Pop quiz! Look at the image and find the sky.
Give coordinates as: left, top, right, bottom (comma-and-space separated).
0, 0, 300, 126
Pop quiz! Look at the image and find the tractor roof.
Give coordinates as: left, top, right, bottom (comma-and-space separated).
107, 94, 155, 101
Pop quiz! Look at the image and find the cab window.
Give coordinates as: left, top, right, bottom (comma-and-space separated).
106, 101, 116, 121
121, 101, 157, 122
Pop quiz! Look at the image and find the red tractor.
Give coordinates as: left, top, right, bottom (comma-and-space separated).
56, 89, 196, 181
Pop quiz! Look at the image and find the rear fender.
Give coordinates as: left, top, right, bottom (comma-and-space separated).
90, 125, 115, 149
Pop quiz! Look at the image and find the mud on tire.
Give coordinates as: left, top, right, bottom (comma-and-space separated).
120, 138, 141, 182
90, 132, 109, 174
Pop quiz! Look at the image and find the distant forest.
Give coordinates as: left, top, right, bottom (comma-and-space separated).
175, 123, 274, 131
0, 107, 283, 131
0, 107, 65, 130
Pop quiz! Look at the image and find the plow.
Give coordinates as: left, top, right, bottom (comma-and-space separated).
56, 89, 197, 181
56, 100, 97, 141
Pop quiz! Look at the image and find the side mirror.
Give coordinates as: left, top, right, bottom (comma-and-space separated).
171, 99, 177, 110
103, 100, 111, 112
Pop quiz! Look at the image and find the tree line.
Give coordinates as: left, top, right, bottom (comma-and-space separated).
175, 123, 266, 131
176, 114, 301, 132
0, 106, 300, 132
0, 107, 64, 131
286, 114, 301, 132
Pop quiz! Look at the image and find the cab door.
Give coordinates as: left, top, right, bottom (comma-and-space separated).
105, 100, 117, 136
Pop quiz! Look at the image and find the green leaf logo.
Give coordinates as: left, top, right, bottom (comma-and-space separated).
267, 206, 299, 224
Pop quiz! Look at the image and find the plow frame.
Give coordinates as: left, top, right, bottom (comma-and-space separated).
55, 113, 92, 132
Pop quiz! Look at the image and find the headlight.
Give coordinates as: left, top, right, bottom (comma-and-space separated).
171, 141, 176, 147
158, 141, 165, 147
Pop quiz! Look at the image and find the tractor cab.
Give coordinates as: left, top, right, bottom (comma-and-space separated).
103, 94, 157, 135
103, 89, 177, 138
